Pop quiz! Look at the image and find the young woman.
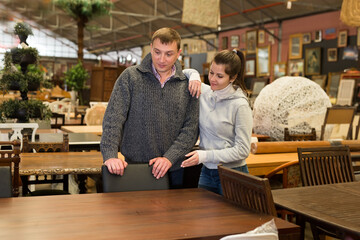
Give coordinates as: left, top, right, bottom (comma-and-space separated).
182, 50, 253, 195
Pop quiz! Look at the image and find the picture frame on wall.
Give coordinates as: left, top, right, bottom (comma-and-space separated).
256, 46, 270, 77
289, 34, 303, 59
327, 72, 342, 99
288, 59, 304, 76
245, 58, 256, 77
230, 35, 239, 48
303, 32, 311, 44
305, 47, 321, 76
273, 62, 287, 79
315, 30, 322, 42
268, 29, 275, 45
327, 48, 337, 62
258, 30, 265, 44
357, 27, 360, 46
338, 30, 348, 47
246, 29, 257, 54
222, 36, 228, 50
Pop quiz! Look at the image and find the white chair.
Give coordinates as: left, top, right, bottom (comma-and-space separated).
89, 101, 108, 108
0, 123, 39, 150
220, 232, 278, 240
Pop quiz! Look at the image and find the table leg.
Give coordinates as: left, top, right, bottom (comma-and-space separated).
295, 214, 305, 240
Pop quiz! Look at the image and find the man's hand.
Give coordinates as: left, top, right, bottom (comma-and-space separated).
104, 158, 128, 175
181, 151, 199, 168
149, 157, 172, 179
188, 80, 201, 98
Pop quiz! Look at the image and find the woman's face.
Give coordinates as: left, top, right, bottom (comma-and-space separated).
208, 62, 235, 91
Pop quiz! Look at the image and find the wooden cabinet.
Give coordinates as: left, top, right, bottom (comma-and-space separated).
90, 66, 126, 102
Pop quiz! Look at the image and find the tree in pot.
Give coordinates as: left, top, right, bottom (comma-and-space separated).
13, 22, 33, 45
63, 62, 89, 106
54, 0, 113, 64
0, 22, 52, 123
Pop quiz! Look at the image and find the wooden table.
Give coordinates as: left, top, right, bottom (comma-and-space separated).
61, 125, 102, 135
0, 189, 300, 240
272, 182, 360, 239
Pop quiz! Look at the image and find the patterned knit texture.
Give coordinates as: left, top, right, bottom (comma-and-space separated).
101, 53, 199, 171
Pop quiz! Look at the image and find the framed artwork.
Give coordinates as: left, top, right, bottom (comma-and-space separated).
326, 72, 342, 99
258, 30, 265, 44
183, 56, 191, 69
245, 58, 256, 77
327, 48, 337, 62
268, 29, 275, 45
288, 59, 304, 76
246, 29, 257, 54
305, 47, 321, 76
311, 75, 327, 89
230, 35, 239, 48
303, 32, 311, 44
324, 28, 336, 40
273, 62, 287, 79
338, 30, 348, 47
256, 46, 270, 77
289, 34, 302, 59
336, 79, 355, 106
222, 36, 228, 50
342, 46, 358, 60
250, 78, 268, 96
357, 27, 360, 46
315, 30, 322, 42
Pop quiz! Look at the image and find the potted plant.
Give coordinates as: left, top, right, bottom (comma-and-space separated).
13, 22, 33, 44
0, 99, 52, 123
63, 62, 89, 105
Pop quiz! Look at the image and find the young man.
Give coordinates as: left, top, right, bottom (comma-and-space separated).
101, 27, 199, 188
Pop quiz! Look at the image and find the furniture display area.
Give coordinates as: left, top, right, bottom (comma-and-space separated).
0, 188, 300, 239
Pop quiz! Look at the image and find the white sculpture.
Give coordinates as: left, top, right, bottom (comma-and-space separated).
253, 76, 331, 140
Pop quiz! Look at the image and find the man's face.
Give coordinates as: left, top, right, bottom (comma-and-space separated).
151, 38, 181, 75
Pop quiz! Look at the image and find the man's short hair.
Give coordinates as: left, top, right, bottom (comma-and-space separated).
151, 27, 181, 50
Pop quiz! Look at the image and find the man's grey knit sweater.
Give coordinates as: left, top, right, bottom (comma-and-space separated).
100, 53, 199, 171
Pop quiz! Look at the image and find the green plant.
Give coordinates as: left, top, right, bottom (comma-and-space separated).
63, 62, 89, 105
0, 71, 25, 92
0, 99, 52, 122
54, 0, 113, 63
13, 22, 33, 37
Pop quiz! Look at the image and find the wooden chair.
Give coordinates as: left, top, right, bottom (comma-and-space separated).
284, 128, 316, 141
0, 140, 21, 197
102, 164, 169, 192
320, 106, 356, 140
264, 160, 300, 220
297, 146, 355, 186
21, 133, 70, 196
218, 165, 277, 217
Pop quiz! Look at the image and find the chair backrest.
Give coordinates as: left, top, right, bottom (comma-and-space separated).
84, 104, 106, 126
264, 160, 301, 189
102, 164, 169, 193
22, 133, 69, 152
284, 127, 316, 141
218, 165, 277, 217
297, 146, 355, 186
0, 123, 39, 150
0, 140, 21, 197
320, 106, 356, 140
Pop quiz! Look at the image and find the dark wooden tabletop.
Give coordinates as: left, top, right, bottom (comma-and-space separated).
272, 181, 360, 239
0, 189, 300, 240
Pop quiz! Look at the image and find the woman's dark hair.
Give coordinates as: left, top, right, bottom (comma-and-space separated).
212, 50, 247, 94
